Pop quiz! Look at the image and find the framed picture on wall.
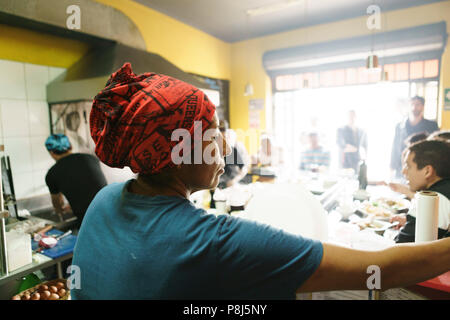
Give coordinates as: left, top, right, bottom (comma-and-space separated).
188, 73, 230, 124
49, 101, 95, 154
49, 101, 136, 184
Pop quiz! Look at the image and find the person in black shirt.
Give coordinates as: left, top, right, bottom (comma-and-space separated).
391, 96, 439, 179
45, 134, 107, 229
387, 132, 429, 199
217, 120, 249, 189
391, 140, 450, 243
209, 120, 249, 208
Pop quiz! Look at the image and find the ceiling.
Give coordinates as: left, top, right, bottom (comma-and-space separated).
134, 0, 446, 42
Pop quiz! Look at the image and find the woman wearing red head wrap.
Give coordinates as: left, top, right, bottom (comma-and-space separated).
72, 64, 450, 300
89, 62, 223, 192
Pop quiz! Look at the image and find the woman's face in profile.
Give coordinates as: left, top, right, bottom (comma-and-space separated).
181, 112, 231, 191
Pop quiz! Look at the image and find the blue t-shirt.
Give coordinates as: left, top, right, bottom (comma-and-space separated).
71, 180, 323, 300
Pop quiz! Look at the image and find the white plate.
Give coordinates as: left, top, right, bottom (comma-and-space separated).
354, 219, 397, 235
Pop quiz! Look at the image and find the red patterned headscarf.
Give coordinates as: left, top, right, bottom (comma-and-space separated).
90, 63, 216, 174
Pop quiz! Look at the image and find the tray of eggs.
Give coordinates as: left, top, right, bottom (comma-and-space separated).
11, 279, 69, 300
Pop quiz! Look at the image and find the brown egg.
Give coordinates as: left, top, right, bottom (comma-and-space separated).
21, 293, 31, 300
56, 282, 65, 289
58, 289, 66, 297
11, 295, 21, 300
49, 293, 60, 300
38, 285, 48, 291
49, 286, 58, 293
41, 290, 51, 300
31, 292, 41, 300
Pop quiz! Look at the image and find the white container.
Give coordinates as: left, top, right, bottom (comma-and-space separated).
6, 231, 32, 271
213, 189, 228, 215
215, 201, 227, 215
415, 191, 439, 243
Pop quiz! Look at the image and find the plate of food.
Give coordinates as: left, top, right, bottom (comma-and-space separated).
357, 202, 394, 219
371, 197, 410, 213
357, 197, 410, 220
354, 218, 398, 235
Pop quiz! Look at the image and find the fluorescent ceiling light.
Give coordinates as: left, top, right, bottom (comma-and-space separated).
267, 42, 443, 71
246, 0, 303, 17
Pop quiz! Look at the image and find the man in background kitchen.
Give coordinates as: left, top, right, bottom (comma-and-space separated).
336, 110, 367, 172
217, 120, 250, 189
210, 120, 250, 208
390, 96, 439, 179
45, 134, 107, 232
390, 139, 450, 243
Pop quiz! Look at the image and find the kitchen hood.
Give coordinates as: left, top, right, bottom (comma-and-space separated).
47, 43, 207, 104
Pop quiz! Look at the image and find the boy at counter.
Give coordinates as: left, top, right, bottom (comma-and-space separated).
391, 140, 450, 243
387, 132, 429, 199
45, 134, 107, 231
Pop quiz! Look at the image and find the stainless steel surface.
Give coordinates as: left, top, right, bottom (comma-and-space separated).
31, 208, 78, 232
47, 43, 208, 104
0, 0, 146, 50
5, 216, 54, 234
16, 194, 52, 213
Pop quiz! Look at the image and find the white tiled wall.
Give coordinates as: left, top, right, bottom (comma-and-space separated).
0, 59, 66, 199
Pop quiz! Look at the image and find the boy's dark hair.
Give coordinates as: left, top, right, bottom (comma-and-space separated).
428, 130, 450, 142
408, 140, 450, 178
405, 131, 428, 146
411, 96, 425, 105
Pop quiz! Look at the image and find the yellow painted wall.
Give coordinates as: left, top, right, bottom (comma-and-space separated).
0, 0, 231, 80
230, 0, 450, 140
96, 0, 231, 81
0, 23, 90, 68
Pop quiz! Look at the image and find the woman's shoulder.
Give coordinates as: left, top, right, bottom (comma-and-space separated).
90, 181, 128, 205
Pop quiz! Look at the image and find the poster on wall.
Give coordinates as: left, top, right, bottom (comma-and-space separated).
249, 110, 261, 129
249, 99, 264, 111
50, 101, 136, 184
249, 99, 264, 129
50, 101, 95, 154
